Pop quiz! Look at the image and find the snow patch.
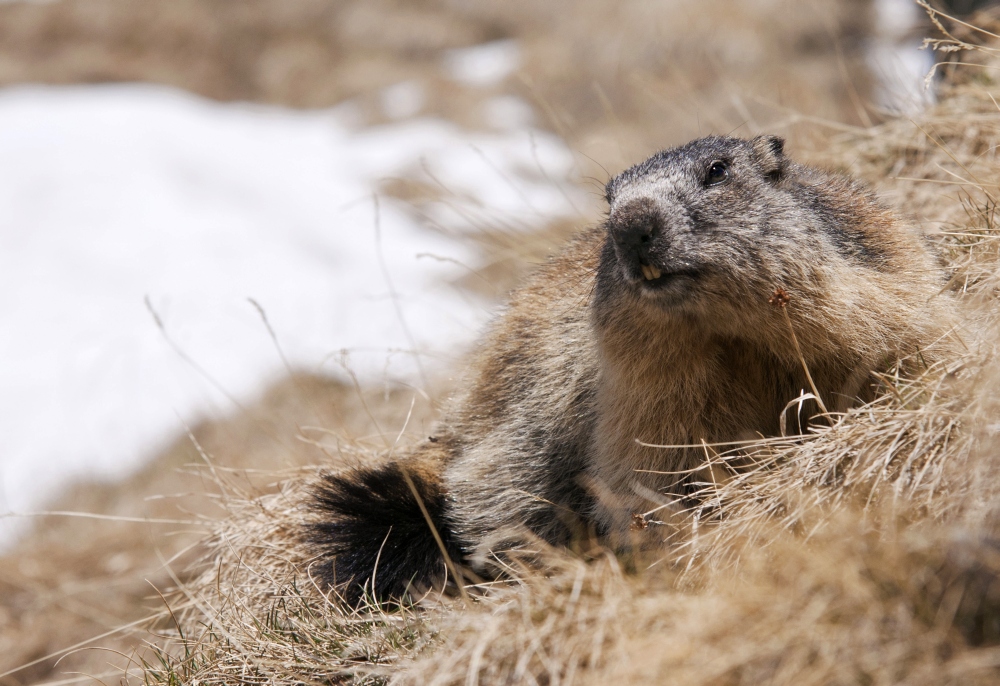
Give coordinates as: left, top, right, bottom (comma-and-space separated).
443, 40, 521, 88
0, 83, 582, 544
868, 0, 936, 115
380, 80, 426, 120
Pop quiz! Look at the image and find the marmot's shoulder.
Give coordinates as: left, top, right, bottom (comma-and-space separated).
453, 223, 604, 449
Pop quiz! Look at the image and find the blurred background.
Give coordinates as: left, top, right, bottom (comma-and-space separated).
0, 0, 996, 683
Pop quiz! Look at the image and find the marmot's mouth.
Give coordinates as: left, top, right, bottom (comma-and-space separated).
640, 264, 661, 281
638, 266, 702, 289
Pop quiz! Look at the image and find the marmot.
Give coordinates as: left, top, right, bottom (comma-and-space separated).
308, 135, 949, 604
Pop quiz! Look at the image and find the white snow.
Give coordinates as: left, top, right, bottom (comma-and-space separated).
380, 81, 426, 120
873, 0, 924, 40
443, 40, 522, 88
868, 0, 936, 115
484, 95, 535, 130
0, 83, 582, 544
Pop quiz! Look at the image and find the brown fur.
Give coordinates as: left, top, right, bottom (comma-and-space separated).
310, 135, 952, 597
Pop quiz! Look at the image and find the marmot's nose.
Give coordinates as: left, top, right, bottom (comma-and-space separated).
611, 200, 661, 264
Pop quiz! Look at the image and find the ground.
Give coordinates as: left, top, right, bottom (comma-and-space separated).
1, 1, 998, 684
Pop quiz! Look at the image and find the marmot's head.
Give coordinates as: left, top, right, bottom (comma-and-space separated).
591, 135, 931, 349
595, 135, 791, 323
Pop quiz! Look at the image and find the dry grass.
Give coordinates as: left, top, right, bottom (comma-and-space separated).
122, 10, 1000, 686
0, 376, 442, 686
4, 2, 1000, 685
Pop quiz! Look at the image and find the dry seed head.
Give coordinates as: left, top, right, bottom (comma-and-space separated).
769, 287, 791, 309
630, 513, 649, 531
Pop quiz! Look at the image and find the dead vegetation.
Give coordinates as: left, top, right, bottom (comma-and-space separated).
3, 1, 1000, 685
125, 9, 1000, 686
0, 376, 442, 686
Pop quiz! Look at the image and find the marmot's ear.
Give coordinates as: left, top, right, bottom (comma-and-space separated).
751, 135, 785, 182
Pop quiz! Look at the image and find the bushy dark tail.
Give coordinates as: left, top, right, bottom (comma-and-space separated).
305, 461, 464, 606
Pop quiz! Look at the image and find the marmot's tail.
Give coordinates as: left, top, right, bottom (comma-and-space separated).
305, 461, 464, 606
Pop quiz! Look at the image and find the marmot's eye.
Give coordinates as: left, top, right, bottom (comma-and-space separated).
705, 160, 729, 186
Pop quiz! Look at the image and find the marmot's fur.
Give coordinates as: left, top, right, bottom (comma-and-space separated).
308, 135, 950, 604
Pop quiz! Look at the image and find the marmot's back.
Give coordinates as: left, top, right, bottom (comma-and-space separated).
308, 135, 951, 605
